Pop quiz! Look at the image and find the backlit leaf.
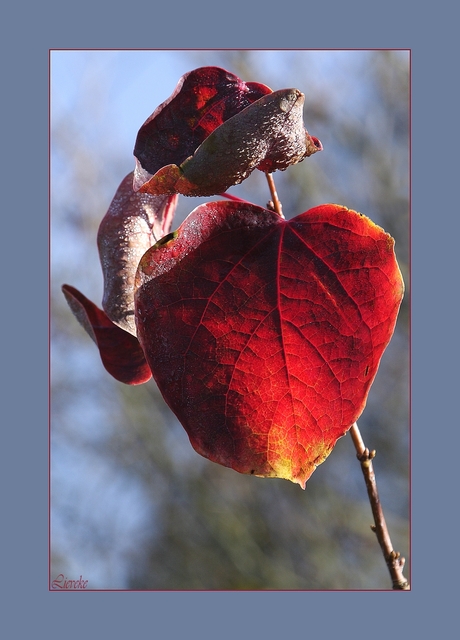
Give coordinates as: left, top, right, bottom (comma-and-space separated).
134, 201, 404, 487
62, 284, 152, 385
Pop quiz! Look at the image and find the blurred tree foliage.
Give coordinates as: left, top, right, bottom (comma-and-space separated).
51, 49, 409, 590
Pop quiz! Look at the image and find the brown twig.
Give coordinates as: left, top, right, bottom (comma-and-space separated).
349, 422, 410, 590
265, 173, 284, 217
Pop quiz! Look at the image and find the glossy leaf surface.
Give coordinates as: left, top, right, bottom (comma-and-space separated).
138, 89, 322, 197
133, 66, 272, 192
97, 172, 178, 335
135, 201, 404, 487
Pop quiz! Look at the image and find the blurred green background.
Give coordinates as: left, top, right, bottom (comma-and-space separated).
51, 49, 409, 590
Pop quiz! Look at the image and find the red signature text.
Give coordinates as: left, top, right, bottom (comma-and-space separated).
52, 574, 88, 590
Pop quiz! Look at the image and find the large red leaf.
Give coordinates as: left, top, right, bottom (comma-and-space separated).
133, 66, 272, 192
138, 89, 322, 197
62, 284, 152, 385
134, 201, 404, 487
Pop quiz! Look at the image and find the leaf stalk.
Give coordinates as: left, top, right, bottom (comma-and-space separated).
265, 173, 284, 217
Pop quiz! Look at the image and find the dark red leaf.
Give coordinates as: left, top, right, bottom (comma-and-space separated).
133, 66, 272, 192
134, 201, 404, 487
97, 172, 178, 335
62, 284, 152, 385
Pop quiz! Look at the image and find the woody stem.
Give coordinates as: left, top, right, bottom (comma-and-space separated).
349, 422, 410, 590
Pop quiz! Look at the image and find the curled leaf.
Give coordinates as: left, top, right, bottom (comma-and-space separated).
133, 66, 272, 192
62, 284, 152, 385
134, 201, 404, 487
137, 89, 322, 197
62, 173, 169, 384
97, 172, 178, 335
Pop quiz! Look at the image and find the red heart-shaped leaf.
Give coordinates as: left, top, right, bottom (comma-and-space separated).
133, 66, 272, 192
134, 201, 404, 487
62, 284, 152, 385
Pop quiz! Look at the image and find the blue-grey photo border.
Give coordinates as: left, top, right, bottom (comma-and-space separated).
4, 1, 456, 637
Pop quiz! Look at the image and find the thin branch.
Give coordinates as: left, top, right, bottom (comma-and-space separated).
265, 173, 284, 217
349, 422, 410, 590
